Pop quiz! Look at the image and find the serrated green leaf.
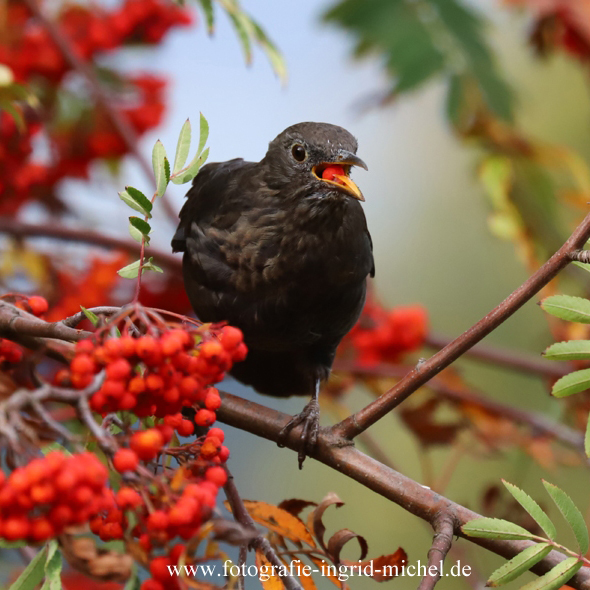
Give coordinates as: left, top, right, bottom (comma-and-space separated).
118, 259, 142, 279
198, 0, 215, 33
171, 147, 210, 185
119, 187, 152, 218
129, 217, 151, 237
487, 543, 552, 587
462, 517, 536, 541
8, 544, 47, 590
543, 340, 590, 360
173, 119, 192, 175
519, 557, 582, 590
541, 295, 590, 323
41, 540, 62, 590
542, 481, 589, 554
152, 140, 168, 197
80, 306, 99, 327
502, 481, 556, 541
551, 368, 590, 398
198, 112, 209, 157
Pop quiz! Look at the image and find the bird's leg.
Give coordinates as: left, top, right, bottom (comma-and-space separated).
278, 380, 321, 469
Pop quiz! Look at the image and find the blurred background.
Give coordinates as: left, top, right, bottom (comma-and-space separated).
3, 0, 590, 587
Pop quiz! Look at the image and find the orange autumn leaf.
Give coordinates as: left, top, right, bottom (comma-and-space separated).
227, 500, 315, 547
255, 551, 285, 590
290, 559, 318, 590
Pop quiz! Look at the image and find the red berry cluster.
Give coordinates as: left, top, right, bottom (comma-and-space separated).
64, 325, 246, 421
0, 451, 109, 543
345, 299, 428, 367
0, 0, 191, 215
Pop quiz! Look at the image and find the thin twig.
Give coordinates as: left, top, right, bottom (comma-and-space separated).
224, 471, 303, 590
333, 213, 590, 440
417, 511, 456, 590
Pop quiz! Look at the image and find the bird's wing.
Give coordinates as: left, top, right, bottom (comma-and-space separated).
367, 230, 375, 278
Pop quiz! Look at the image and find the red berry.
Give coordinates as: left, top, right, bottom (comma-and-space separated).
147, 510, 169, 531
116, 487, 143, 510
219, 326, 243, 350
218, 446, 230, 462
27, 295, 49, 316
205, 466, 227, 487
106, 358, 132, 380
204, 390, 221, 410
141, 580, 164, 590
70, 353, 95, 374
207, 428, 225, 443
177, 419, 194, 437
130, 429, 164, 461
113, 448, 139, 473
3, 517, 29, 541
194, 409, 216, 427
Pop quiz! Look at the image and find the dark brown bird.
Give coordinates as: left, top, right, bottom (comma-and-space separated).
172, 122, 374, 467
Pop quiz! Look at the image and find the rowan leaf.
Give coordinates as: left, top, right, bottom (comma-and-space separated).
172, 147, 210, 185
572, 261, 590, 274
551, 368, 590, 398
8, 544, 47, 590
40, 540, 62, 590
250, 21, 287, 83
80, 306, 99, 327
173, 119, 192, 175
226, 500, 315, 547
542, 480, 589, 554
461, 517, 536, 540
502, 481, 556, 540
119, 187, 152, 218
197, 0, 215, 33
541, 295, 590, 323
255, 551, 283, 590
487, 543, 552, 587
152, 140, 168, 197
543, 340, 590, 361
518, 557, 582, 590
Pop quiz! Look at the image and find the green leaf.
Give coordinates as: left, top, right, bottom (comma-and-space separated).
41, 540, 62, 590
519, 557, 582, 590
543, 340, 590, 361
41, 442, 71, 456
123, 565, 141, 590
541, 295, 590, 324
0, 100, 25, 132
542, 480, 589, 554
171, 147, 210, 185
487, 542, 552, 587
197, 0, 215, 33
8, 544, 47, 590
502, 481, 556, 541
462, 517, 536, 541
143, 257, 163, 274
152, 140, 168, 197
173, 119, 192, 175
250, 21, 288, 83
129, 217, 151, 237
119, 187, 152, 218
80, 306, 99, 327
118, 259, 142, 279
0, 539, 26, 549
227, 9, 253, 64
446, 74, 464, 125
198, 112, 209, 158
551, 368, 590, 398
586, 412, 590, 459
129, 223, 143, 244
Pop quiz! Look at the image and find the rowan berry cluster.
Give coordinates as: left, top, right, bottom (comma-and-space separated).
0, 451, 109, 543
0, 0, 191, 215
63, 325, 246, 421
345, 299, 428, 366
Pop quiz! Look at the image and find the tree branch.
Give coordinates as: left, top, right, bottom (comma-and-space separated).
417, 511, 456, 590
0, 218, 182, 274
217, 391, 590, 590
333, 216, 590, 440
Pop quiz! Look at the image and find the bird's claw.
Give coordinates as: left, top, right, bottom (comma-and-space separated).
277, 398, 320, 469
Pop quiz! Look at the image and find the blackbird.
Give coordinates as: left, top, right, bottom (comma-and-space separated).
172, 122, 374, 467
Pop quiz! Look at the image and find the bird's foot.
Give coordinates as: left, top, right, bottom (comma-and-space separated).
277, 398, 320, 469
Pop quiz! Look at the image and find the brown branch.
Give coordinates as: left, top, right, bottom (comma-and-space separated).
21, 0, 178, 224
224, 472, 303, 590
425, 332, 569, 378
417, 511, 456, 590
332, 360, 585, 453
333, 218, 590, 440
0, 218, 182, 274
216, 392, 590, 590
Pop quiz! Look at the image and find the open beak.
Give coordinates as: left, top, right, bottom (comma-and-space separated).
312, 151, 367, 202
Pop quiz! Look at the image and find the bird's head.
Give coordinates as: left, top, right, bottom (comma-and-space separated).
262, 122, 367, 201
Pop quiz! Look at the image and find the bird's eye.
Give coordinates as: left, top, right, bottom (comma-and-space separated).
291, 144, 307, 162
